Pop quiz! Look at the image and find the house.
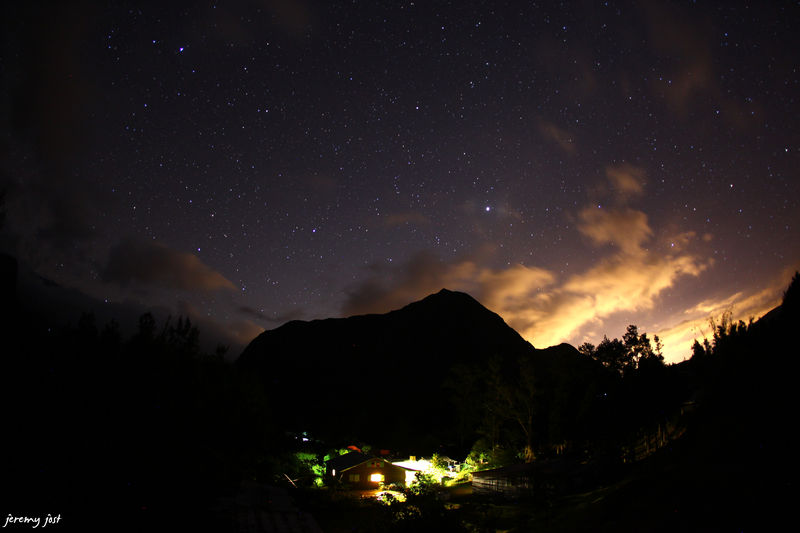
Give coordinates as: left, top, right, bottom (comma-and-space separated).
327, 452, 416, 488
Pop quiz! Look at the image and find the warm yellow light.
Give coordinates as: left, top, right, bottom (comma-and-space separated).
370, 473, 384, 483
392, 459, 431, 471
377, 490, 406, 503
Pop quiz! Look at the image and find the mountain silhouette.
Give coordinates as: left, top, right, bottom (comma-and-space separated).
237, 288, 583, 451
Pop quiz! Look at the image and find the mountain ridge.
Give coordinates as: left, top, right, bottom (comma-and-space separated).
237, 287, 581, 451
244, 286, 530, 335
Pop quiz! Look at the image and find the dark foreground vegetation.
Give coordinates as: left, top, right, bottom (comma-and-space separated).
0, 255, 286, 531
1, 254, 798, 531
0, 312, 273, 531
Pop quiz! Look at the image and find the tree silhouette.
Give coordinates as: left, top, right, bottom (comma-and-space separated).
1, 306, 284, 531
484, 354, 539, 462
691, 339, 707, 360
135, 311, 156, 342
594, 335, 629, 374
584, 325, 664, 376
782, 271, 800, 313
577, 342, 596, 358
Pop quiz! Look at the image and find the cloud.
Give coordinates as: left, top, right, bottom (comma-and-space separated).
544, 250, 708, 342
496, 208, 709, 349
342, 251, 554, 317
201, 0, 314, 45
658, 286, 789, 362
344, 204, 709, 356
605, 163, 645, 198
343, 251, 473, 315
641, 2, 714, 114
577, 207, 652, 255
575, 164, 653, 254
638, 2, 756, 130
226, 319, 266, 350
653, 270, 791, 363
103, 238, 236, 292
538, 121, 576, 154
237, 304, 306, 325
238, 305, 266, 320
344, 156, 776, 361
385, 212, 430, 227
176, 301, 264, 357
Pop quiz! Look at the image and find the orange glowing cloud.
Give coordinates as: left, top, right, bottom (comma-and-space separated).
535, 250, 708, 345
577, 207, 652, 254
504, 207, 710, 348
342, 251, 554, 318
343, 204, 709, 354
343, 166, 772, 362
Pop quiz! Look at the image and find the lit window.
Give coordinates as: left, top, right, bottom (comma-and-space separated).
349, 474, 360, 482
370, 473, 384, 483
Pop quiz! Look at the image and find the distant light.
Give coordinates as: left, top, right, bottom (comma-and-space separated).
485, 206, 491, 212
179, 47, 185, 52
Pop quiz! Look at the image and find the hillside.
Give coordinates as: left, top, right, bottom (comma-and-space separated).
237, 288, 585, 451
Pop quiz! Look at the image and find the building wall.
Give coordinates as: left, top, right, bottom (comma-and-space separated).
343, 459, 408, 488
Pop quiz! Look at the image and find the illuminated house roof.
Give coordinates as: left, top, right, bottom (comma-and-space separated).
326, 451, 371, 474
326, 452, 417, 487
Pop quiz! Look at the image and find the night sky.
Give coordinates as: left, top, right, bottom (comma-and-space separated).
2, 0, 798, 363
